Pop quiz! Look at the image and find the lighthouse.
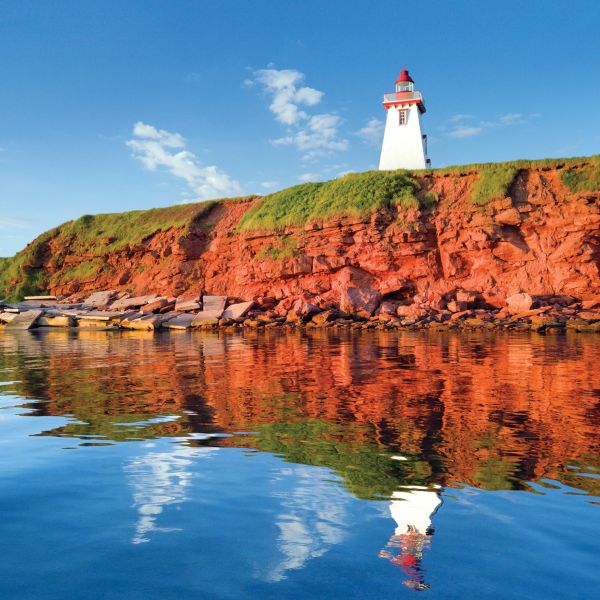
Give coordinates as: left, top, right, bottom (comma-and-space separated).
379, 69, 430, 170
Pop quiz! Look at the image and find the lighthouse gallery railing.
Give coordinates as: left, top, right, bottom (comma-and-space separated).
383, 91, 423, 103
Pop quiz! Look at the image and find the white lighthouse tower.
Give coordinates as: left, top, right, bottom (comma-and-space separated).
379, 69, 430, 170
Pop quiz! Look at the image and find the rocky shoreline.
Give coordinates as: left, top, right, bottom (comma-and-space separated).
1, 289, 599, 334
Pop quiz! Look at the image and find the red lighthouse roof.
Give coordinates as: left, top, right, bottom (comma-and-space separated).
395, 69, 414, 84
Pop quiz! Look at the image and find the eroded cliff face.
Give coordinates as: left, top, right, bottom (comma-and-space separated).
18, 166, 600, 307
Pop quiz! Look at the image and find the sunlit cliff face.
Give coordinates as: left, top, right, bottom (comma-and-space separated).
0, 329, 598, 498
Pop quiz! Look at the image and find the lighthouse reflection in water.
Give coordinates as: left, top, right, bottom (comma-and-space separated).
0, 329, 598, 598
380, 481, 442, 590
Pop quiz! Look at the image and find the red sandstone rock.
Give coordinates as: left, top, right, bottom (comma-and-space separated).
581, 298, 600, 310
506, 293, 533, 313
286, 298, 320, 322
141, 298, 171, 313
578, 311, 600, 322
14, 166, 599, 307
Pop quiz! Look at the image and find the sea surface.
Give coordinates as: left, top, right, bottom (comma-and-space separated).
0, 329, 598, 599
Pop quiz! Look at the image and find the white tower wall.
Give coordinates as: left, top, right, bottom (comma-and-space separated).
379, 105, 427, 170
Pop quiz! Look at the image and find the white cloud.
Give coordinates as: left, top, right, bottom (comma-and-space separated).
254, 68, 323, 125
251, 68, 348, 159
260, 180, 279, 189
448, 126, 483, 138
447, 112, 528, 139
298, 172, 319, 182
132, 122, 185, 147
449, 114, 475, 123
127, 121, 242, 200
274, 113, 348, 157
356, 118, 384, 146
499, 112, 524, 125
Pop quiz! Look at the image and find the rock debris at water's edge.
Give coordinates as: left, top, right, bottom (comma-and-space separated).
0, 291, 599, 333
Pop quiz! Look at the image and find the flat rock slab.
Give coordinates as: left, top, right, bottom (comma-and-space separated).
222, 301, 254, 320
0, 312, 17, 324
174, 300, 202, 312
191, 310, 224, 326
77, 319, 117, 329
4, 309, 43, 330
84, 290, 118, 307
37, 315, 76, 328
110, 295, 159, 310
20, 300, 62, 308
121, 314, 164, 331
161, 313, 196, 330
141, 298, 171, 313
203, 295, 227, 312
24, 296, 57, 301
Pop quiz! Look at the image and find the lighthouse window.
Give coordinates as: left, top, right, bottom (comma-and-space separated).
398, 110, 407, 125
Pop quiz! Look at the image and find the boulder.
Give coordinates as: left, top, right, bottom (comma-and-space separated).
376, 300, 401, 315
581, 298, 600, 311
578, 311, 600, 322
397, 304, 427, 319
455, 290, 481, 308
494, 208, 522, 226
506, 293, 533, 313
340, 287, 381, 318
447, 300, 469, 313
286, 299, 320, 322
311, 309, 338, 326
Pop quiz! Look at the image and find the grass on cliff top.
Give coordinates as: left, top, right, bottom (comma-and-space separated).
424, 154, 599, 206
469, 166, 519, 206
238, 154, 599, 229
237, 171, 420, 231
59, 200, 220, 254
0, 197, 251, 302
559, 155, 600, 193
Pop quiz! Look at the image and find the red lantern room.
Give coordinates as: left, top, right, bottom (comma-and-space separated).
395, 69, 414, 93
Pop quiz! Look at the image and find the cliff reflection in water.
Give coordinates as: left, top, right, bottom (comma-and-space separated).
0, 329, 598, 587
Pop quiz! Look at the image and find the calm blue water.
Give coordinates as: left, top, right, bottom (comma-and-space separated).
0, 329, 598, 598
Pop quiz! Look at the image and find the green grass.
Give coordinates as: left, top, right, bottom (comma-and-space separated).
256, 236, 298, 260
423, 155, 598, 206
469, 166, 519, 206
238, 170, 421, 231
0, 197, 249, 301
420, 154, 599, 177
560, 156, 600, 193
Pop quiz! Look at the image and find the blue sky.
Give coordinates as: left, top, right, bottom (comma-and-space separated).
1, 0, 599, 256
